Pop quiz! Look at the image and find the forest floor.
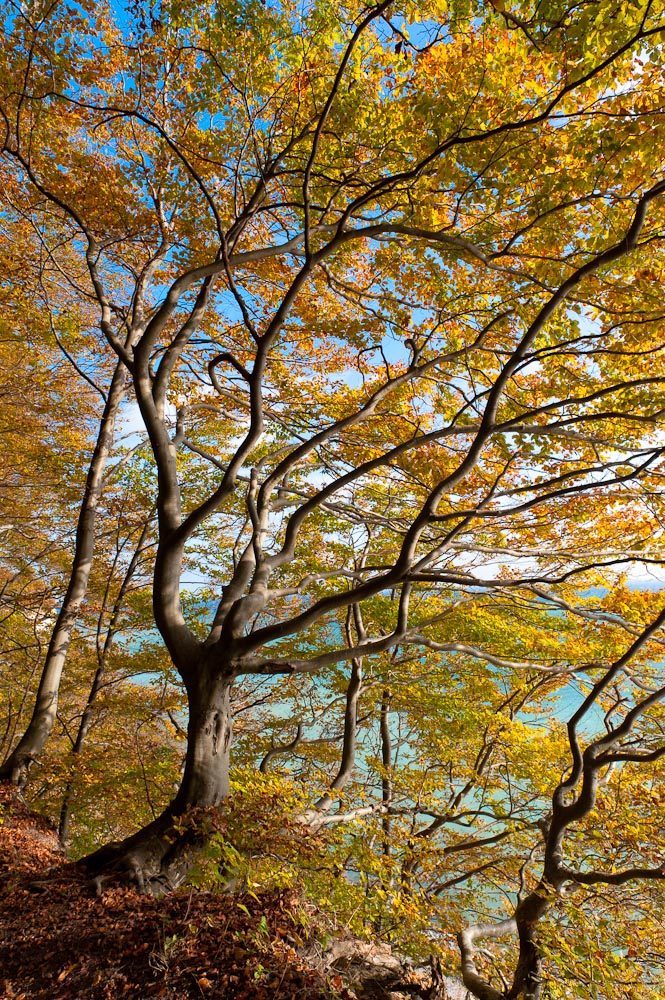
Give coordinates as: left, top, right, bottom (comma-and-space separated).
0, 784, 449, 1000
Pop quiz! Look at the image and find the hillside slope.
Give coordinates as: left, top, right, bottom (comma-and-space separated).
0, 785, 463, 1000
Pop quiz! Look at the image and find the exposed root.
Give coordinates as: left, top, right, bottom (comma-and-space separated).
79, 805, 225, 895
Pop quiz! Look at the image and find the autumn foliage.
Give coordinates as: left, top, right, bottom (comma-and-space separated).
0, 784, 350, 1000
2, 1, 665, 998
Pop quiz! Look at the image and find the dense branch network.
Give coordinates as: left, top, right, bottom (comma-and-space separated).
2, 1, 665, 993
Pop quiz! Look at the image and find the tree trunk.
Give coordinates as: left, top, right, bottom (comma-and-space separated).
80, 670, 233, 892
174, 670, 233, 808
0, 363, 127, 786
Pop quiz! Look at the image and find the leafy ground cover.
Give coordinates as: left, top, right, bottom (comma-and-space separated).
0, 784, 349, 1000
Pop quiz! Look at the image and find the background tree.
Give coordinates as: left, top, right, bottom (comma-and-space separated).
3, 1, 665, 996
0, 194, 102, 770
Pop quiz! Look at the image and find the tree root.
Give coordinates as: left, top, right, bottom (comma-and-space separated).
79, 806, 223, 895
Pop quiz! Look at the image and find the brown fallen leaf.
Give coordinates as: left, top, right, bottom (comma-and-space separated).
57, 963, 77, 982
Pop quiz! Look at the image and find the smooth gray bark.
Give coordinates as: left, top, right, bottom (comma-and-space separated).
0, 362, 127, 785
81, 669, 233, 889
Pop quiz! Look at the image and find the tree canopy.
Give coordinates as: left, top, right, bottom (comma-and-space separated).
2, 1, 665, 997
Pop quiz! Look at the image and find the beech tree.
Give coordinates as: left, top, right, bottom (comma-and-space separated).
0, 197, 104, 769
3, 1, 665, 996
